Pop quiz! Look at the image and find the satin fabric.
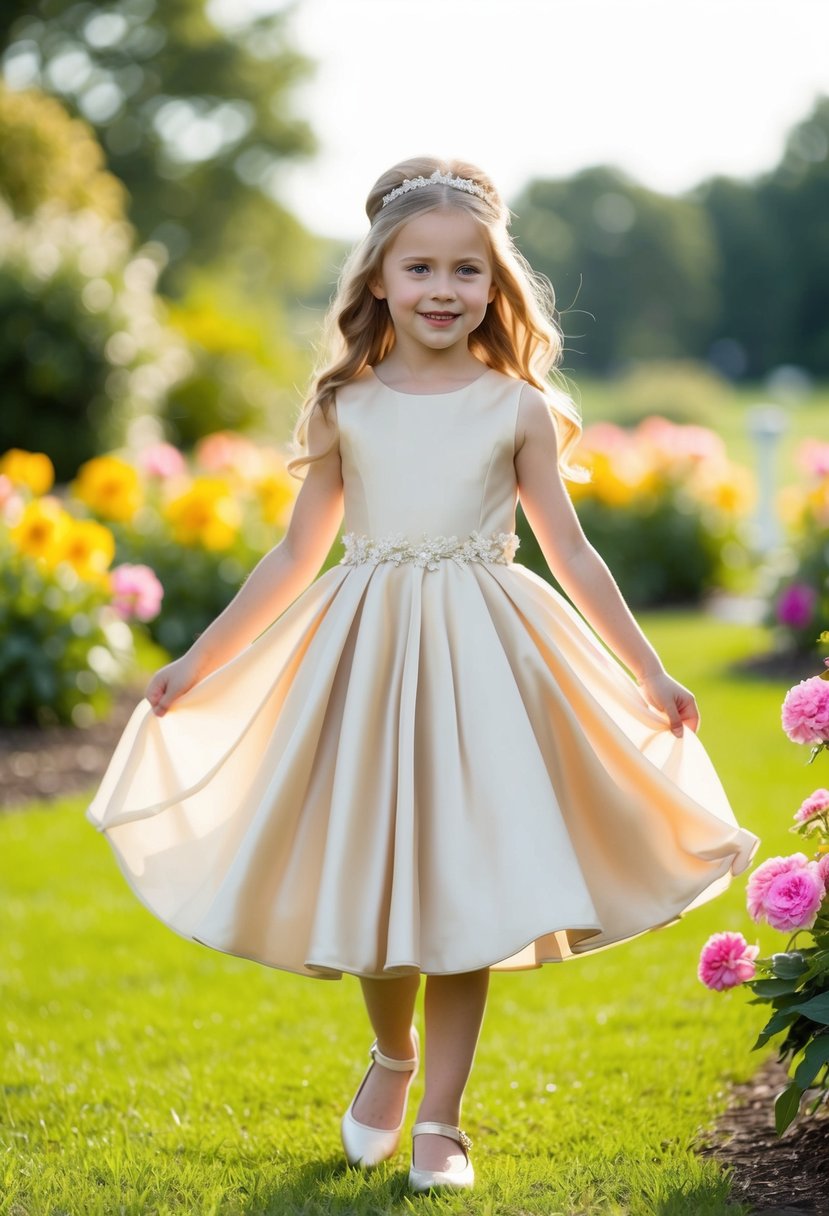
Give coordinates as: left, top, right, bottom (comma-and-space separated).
86, 366, 760, 979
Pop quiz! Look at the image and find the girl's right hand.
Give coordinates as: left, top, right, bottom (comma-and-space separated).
145, 654, 204, 718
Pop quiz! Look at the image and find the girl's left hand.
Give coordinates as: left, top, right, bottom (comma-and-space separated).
635, 670, 700, 737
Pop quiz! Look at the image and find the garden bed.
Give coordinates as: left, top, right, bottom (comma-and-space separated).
0, 685, 142, 809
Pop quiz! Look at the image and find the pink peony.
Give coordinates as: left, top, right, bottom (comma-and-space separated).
775, 583, 817, 629
781, 677, 829, 745
746, 853, 811, 922
698, 931, 759, 990
763, 865, 824, 932
110, 563, 164, 622
139, 443, 186, 479
794, 788, 829, 825
817, 854, 829, 892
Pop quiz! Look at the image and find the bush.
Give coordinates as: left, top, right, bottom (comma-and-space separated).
68, 434, 300, 657
0, 201, 191, 480
608, 358, 735, 428
763, 440, 829, 654
0, 452, 148, 726
518, 415, 756, 607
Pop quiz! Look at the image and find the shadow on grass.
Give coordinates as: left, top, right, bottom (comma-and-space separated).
251, 1153, 418, 1214
226, 1151, 748, 1216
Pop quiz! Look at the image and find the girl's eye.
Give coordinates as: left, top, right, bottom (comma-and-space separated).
407, 265, 429, 274
458, 266, 480, 276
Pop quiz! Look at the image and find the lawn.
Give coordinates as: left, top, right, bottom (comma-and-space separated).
0, 611, 814, 1215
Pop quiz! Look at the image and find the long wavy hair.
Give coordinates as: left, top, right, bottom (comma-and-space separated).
287, 155, 588, 482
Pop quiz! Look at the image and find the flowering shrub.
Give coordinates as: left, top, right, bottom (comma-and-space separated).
520, 415, 756, 607
766, 440, 829, 655
698, 633, 829, 1134
67, 433, 300, 657
0, 450, 162, 726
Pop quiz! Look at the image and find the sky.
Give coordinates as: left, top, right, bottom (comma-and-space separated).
210, 0, 829, 241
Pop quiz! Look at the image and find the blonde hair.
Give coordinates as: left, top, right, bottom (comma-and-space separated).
287, 155, 588, 482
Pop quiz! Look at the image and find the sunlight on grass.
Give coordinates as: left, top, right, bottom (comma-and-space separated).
1, 612, 799, 1213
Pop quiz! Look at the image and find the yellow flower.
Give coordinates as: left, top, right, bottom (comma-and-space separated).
689, 462, 756, 516
72, 455, 143, 522
0, 448, 55, 495
776, 485, 808, 532
56, 519, 116, 584
256, 472, 296, 526
589, 451, 658, 507
10, 499, 71, 565
164, 478, 241, 550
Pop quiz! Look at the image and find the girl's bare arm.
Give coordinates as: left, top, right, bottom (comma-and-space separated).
147, 405, 344, 716
514, 384, 698, 735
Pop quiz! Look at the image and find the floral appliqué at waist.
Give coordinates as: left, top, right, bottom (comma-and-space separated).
340, 530, 520, 571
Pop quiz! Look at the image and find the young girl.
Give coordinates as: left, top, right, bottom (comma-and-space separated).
87, 156, 760, 1194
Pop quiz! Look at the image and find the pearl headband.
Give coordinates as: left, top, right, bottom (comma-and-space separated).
381, 168, 488, 208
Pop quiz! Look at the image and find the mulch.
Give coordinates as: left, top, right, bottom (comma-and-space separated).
2, 633, 828, 1212
0, 686, 143, 809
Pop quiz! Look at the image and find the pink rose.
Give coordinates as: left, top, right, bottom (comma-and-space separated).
781, 677, 829, 745
746, 853, 811, 922
775, 583, 817, 629
763, 865, 824, 932
139, 443, 186, 479
794, 788, 829, 825
698, 931, 759, 990
110, 563, 164, 622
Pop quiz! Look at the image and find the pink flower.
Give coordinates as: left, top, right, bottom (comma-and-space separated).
776, 583, 817, 629
817, 854, 829, 892
764, 865, 824, 932
796, 439, 829, 478
698, 931, 759, 990
794, 788, 829, 825
782, 677, 829, 745
138, 443, 186, 479
110, 563, 164, 622
746, 853, 811, 922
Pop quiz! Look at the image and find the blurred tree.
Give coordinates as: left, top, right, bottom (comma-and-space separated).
0, 78, 126, 218
687, 174, 791, 379
760, 95, 829, 374
0, 0, 320, 298
511, 166, 718, 375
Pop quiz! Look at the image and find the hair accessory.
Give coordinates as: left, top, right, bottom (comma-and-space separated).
381, 169, 487, 208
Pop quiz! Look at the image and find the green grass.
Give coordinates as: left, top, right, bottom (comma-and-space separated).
0, 612, 814, 1214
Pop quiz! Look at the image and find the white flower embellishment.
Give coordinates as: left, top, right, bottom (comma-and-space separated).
340, 531, 519, 571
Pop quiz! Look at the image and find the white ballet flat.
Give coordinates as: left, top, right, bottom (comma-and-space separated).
408, 1120, 475, 1192
340, 1027, 419, 1168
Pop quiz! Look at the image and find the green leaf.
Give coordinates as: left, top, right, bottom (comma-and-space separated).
746, 977, 801, 998
774, 1081, 803, 1135
791, 992, 829, 1026
753, 1007, 803, 1050
793, 1034, 829, 1091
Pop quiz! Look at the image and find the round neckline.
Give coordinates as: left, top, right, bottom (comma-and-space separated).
368, 365, 494, 397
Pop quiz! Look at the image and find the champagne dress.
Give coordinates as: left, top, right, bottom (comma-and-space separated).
86, 366, 760, 979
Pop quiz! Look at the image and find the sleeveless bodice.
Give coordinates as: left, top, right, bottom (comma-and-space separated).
335, 366, 523, 542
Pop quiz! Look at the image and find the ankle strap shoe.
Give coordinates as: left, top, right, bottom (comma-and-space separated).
408, 1120, 475, 1192
340, 1027, 419, 1168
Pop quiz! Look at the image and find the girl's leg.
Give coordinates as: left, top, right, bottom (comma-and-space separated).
351, 973, 420, 1129
413, 967, 490, 1172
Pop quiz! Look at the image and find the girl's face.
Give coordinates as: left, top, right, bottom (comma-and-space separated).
370, 207, 496, 357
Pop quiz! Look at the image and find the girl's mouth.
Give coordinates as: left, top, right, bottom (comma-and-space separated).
420, 312, 459, 325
